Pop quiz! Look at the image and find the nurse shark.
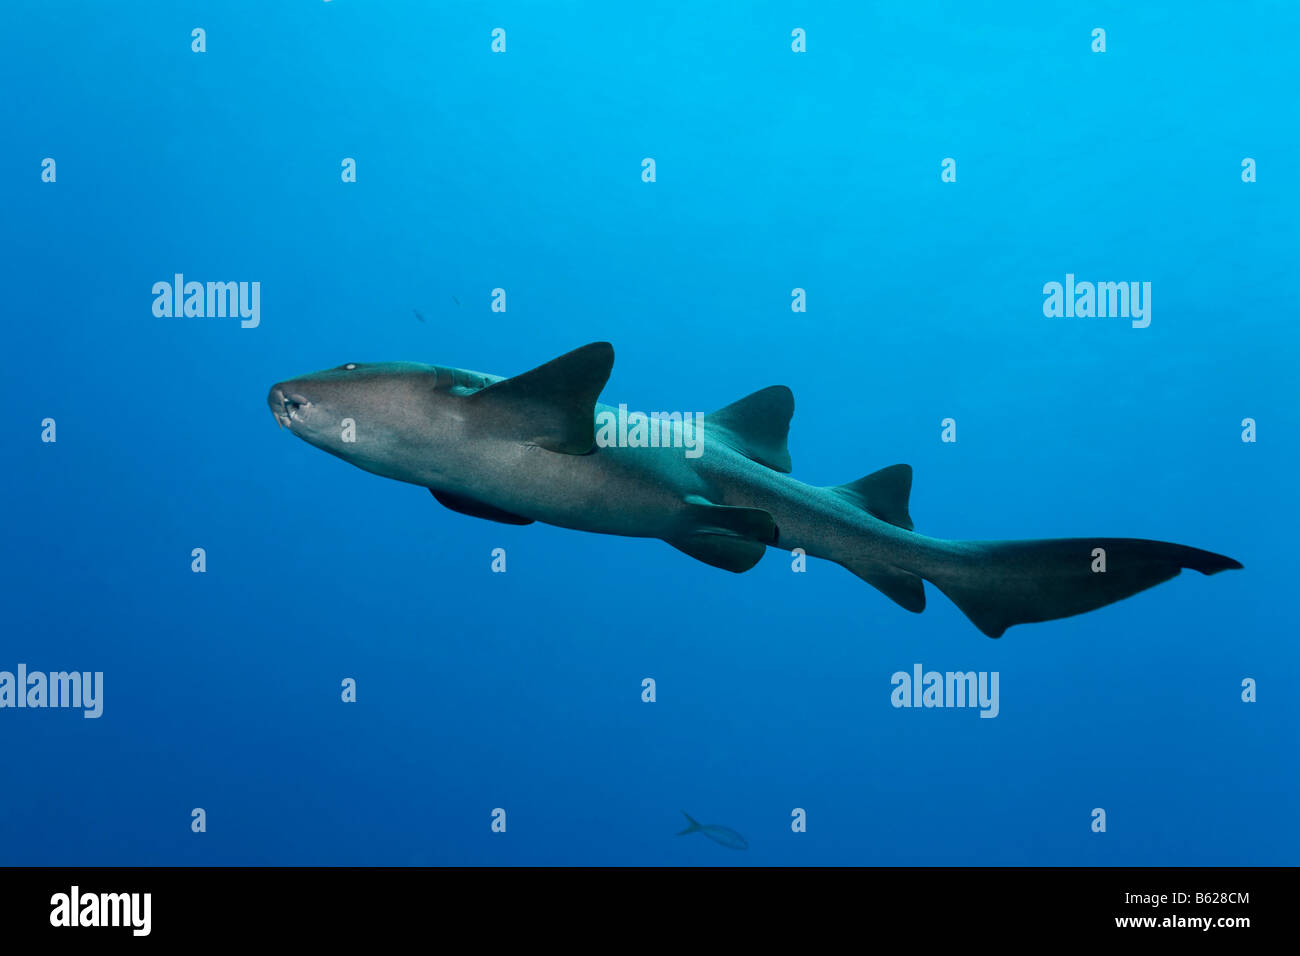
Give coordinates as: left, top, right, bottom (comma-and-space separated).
267, 342, 1241, 638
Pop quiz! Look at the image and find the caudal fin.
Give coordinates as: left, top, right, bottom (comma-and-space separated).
925, 537, 1242, 638
676, 811, 702, 835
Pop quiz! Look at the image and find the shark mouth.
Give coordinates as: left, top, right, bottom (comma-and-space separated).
269, 387, 312, 429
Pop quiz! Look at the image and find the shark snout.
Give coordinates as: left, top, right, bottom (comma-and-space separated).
267, 384, 312, 429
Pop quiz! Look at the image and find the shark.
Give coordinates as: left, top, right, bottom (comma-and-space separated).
267, 341, 1241, 638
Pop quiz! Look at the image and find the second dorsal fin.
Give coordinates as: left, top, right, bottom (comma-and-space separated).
830, 464, 914, 531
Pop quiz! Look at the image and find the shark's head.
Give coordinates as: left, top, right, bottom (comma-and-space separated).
267, 361, 491, 484
269, 343, 610, 490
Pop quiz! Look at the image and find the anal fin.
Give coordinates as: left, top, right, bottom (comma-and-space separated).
842, 562, 926, 612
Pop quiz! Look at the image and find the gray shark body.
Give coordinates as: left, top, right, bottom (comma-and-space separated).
268, 342, 1240, 638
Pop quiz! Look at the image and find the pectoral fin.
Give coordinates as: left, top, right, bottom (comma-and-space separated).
430, 488, 534, 525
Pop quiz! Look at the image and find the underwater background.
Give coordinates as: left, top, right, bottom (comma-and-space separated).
2, 0, 1296, 866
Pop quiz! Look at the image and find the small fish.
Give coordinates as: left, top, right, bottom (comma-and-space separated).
451, 295, 461, 307
677, 811, 748, 850
413, 309, 426, 323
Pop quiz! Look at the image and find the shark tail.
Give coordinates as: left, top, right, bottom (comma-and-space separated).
830, 464, 1241, 637
676, 811, 703, 835
918, 537, 1241, 638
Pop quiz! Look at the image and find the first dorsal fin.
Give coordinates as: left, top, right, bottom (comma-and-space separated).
705, 385, 794, 473
468, 342, 614, 454
831, 464, 914, 531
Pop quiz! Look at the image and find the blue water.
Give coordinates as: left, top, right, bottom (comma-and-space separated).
2, 1, 1296, 866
